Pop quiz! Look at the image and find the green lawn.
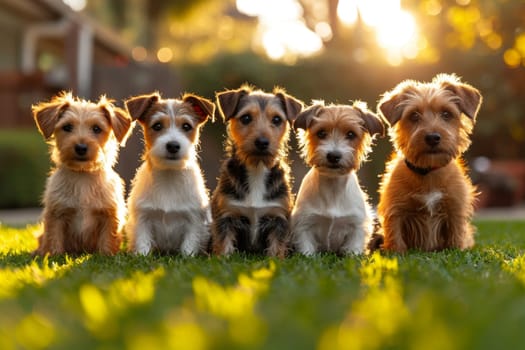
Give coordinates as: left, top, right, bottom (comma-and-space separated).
1, 221, 525, 350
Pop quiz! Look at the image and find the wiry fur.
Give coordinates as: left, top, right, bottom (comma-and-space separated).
211, 86, 303, 257
371, 73, 482, 253
32, 92, 132, 256
292, 101, 385, 255
125, 92, 214, 256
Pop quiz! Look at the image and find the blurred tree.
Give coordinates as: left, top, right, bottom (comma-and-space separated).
294, 0, 341, 41
86, 0, 220, 48
83, 0, 525, 160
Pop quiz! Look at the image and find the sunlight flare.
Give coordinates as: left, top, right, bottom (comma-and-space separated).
237, 0, 323, 61
338, 0, 420, 65
337, 0, 359, 25
375, 10, 417, 51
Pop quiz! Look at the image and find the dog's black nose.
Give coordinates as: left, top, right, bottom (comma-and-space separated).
166, 141, 180, 154
254, 137, 270, 151
327, 151, 342, 164
75, 144, 88, 156
425, 133, 441, 147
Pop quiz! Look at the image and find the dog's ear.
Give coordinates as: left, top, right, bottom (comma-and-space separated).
377, 79, 421, 127
32, 93, 71, 139
182, 93, 215, 124
377, 90, 406, 127
354, 102, 385, 137
438, 75, 482, 120
215, 87, 250, 122
111, 107, 133, 144
294, 104, 322, 131
99, 97, 133, 145
275, 89, 304, 122
125, 92, 160, 122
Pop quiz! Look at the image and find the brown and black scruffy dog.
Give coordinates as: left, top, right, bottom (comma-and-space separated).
32, 92, 132, 256
369, 73, 482, 253
211, 85, 303, 257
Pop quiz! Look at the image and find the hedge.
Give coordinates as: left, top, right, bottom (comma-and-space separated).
0, 129, 49, 208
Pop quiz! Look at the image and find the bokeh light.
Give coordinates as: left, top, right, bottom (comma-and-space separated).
423, 0, 442, 16
503, 33, 525, 68
157, 47, 173, 63
131, 46, 148, 62
315, 22, 333, 42
504, 49, 521, 68
62, 0, 86, 12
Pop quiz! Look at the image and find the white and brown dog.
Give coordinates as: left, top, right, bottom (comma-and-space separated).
125, 92, 214, 255
32, 92, 132, 256
211, 86, 303, 257
292, 101, 384, 255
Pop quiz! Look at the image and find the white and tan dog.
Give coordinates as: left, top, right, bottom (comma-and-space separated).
292, 101, 384, 255
125, 92, 214, 255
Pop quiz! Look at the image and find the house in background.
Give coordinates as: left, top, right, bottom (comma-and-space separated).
0, 0, 180, 128
0, 0, 182, 189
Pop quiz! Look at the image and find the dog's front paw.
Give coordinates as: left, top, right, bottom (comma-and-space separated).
211, 234, 236, 256
136, 246, 152, 255
266, 240, 288, 259
133, 241, 152, 255
180, 238, 200, 257
296, 239, 317, 256
383, 241, 407, 253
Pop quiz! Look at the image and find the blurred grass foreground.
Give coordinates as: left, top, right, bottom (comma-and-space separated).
1, 220, 525, 349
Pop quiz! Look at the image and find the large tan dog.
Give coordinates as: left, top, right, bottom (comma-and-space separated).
371, 74, 482, 252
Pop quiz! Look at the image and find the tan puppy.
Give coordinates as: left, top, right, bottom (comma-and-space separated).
292, 101, 384, 255
211, 86, 303, 257
371, 74, 482, 252
32, 92, 132, 256
125, 92, 214, 255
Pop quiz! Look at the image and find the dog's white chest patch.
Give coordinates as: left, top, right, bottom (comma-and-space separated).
245, 163, 270, 208
228, 163, 282, 246
421, 191, 443, 215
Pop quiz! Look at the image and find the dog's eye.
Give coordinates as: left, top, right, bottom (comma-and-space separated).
92, 125, 102, 134
240, 114, 252, 125
346, 131, 356, 140
441, 110, 453, 121
409, 112, 420, 123
272, 116, 283, 126
152, 122, 163, 131
62, 124, 73, 132
316, 130, 327, 139
182, 123, 193, 132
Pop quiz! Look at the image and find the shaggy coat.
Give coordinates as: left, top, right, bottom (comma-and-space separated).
371, 74, 482, 252
292, 101, 384, 255
211, 86, 303, 257
125, 92, 214, 255
32, 93, 132, 255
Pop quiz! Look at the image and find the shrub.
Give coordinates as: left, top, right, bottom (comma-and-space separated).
0, 129, 49, 208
